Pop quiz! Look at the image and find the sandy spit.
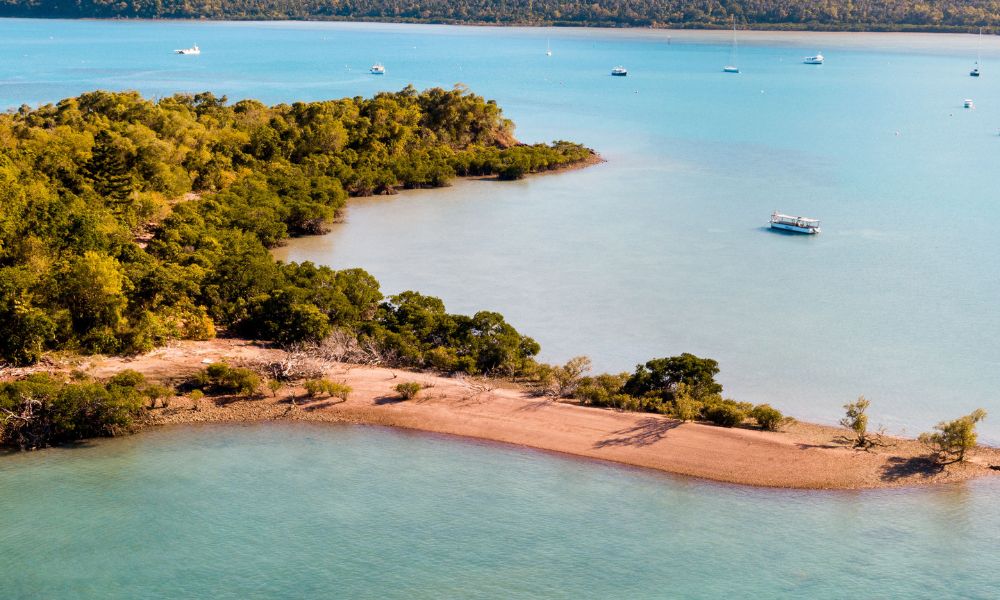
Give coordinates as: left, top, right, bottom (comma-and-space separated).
12, 338, 986, 490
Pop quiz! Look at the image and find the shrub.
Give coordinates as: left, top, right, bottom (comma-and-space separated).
143, 384, 175, 409
573, 372, 630, 407
190, 363, 261, 396
702, 400, 748, 427
303, 379, 351, 401
549, 356, 592, 397
267, 379, 282, 396
919, 409, 987, 463
750, 404, 785, 431
395, 382, 423, 400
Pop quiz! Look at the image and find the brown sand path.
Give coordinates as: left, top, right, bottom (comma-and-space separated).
30, 339, 1000, 490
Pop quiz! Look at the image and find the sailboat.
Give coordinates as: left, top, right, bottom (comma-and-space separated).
723, 20, 740, 73
970, 28, 982, 77
546, 39, 552, 57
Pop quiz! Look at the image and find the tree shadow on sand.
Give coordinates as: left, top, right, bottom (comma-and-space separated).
594, 417, 682, 449
302, 399, 347, 411
881, 455, 944, 482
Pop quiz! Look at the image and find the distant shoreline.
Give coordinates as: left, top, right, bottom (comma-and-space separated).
19, 338, 998, 491
0, 15, 990, 35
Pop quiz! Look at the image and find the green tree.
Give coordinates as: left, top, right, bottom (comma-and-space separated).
87, 130, 134, 208
623, 353, 723, 401
840, 396, 872, 447
919, 409, 987, 463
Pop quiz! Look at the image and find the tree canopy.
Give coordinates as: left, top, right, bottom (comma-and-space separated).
1, 0, 998, 32
0, 87, 590, 372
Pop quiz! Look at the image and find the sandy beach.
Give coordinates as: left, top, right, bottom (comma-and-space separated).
24, 338, 986, 490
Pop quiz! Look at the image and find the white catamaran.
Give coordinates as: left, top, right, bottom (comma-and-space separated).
770, 211, 821, 234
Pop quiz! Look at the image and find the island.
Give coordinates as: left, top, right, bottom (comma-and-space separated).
1, 88, 995, 490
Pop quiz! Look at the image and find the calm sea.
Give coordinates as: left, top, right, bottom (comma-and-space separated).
0, 19, 996, 439
1, 20, 999, 596
2, 423, 998, 598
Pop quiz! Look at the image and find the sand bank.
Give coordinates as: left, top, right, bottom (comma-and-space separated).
34, 339, 1000, 490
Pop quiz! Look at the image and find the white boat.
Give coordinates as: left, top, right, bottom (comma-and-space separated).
175, 44, 200, 55
971, 28, 982, 76
803, 53, 824, 65
370, 63, 385, 75
723, 20, 740, 73
546, 39, 552, 57
770, 211, 821, 234
611, 65, 628, 76
964, 98, 975, 109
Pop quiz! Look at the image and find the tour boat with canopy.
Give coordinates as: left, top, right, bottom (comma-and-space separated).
770, 211, 821, 234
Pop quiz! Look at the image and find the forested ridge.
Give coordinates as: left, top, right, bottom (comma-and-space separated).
0, 86, 592, 373
0, 0, 998, 32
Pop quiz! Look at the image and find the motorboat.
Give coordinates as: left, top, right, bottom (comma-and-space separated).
770, 211, 821, 234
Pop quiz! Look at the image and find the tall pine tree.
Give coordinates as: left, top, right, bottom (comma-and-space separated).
86, 130, 134, 208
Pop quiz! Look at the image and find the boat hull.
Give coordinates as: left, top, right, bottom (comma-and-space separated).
723, 66, 740, 73
771, 222, 820, 234
611, 72, 627, 77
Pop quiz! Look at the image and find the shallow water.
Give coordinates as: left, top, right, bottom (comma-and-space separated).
1, 19, 996, 438
2, 21, 999, 594
1, 423, 998, 598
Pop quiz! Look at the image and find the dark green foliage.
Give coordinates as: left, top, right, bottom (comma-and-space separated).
86, 130, 135, 209
573, 357, 774, 429
189, 363, 261, 396
622, 353, 723, 402
0, 372, 148, 449
372, 292, 540, 375
2, 1, 998, 32
0, 88, 585, 367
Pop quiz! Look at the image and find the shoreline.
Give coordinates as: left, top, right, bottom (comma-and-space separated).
0, 17, 991, 36
24, 338, 999, 491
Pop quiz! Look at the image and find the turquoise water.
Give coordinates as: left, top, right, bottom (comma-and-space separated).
2, 21, 1000, 595
2, 423, 999, 598
0, 19, 997, 439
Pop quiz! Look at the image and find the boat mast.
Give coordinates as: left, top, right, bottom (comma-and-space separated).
731, 19, 738, 66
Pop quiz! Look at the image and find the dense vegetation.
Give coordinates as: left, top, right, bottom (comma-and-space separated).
0, 87, 591, 373
556, 353, 787, 430
0, 370, 157, 449
1, 0, 999, 32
